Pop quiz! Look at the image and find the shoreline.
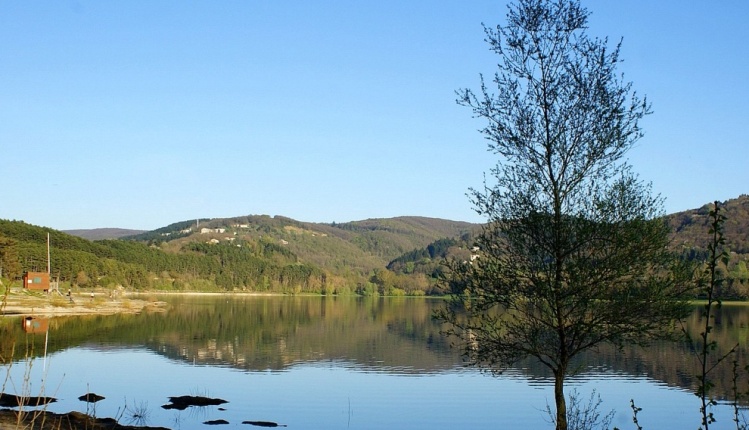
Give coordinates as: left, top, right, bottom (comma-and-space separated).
0, 289, 454, 317
0, 289, 318, 317
0, 289, 168, 317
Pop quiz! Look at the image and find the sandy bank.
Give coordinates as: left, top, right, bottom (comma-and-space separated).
0, 289, 167, 316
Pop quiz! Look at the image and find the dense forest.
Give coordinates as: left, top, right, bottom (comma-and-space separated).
2, 196, 749, 297
0, 215, 476, 295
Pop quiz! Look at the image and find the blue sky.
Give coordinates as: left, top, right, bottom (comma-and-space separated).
1, 1, 747, 230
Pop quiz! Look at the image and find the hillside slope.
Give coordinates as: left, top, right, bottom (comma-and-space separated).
3, 197, 749, 298
664, 195, 749, 298
667, 195, 749, 254
0, 215, 477, 295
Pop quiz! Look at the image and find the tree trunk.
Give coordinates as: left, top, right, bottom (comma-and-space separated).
554, 368, 567, 430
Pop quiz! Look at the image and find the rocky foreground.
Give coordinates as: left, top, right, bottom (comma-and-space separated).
0, 409, 169, 430
0, 290, 170, 429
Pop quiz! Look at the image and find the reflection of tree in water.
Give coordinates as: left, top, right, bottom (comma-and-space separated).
508, 305, 749, 403
0, 325, 16, 364
2, 298, 749, 400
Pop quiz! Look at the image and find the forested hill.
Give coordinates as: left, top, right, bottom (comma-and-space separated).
0, 215, 477, 295
3, 197, 749, 297
382, 196, 749, 298
664, 195, 749, 298
667, 195, 749, 254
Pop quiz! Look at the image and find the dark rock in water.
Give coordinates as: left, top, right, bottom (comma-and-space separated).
0, 393, 57, 407
161, 402, 189, 411
204, 419, 230, 425
78, 392, 105, 403
162, 395, 228, 410
242, 421, 287, 427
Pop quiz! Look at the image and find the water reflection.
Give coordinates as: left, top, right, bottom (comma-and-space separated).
21, 316, 49, 334
1, 296, 748, 398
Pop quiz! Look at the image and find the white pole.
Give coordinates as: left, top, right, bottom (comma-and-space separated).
43, 327, 49, 372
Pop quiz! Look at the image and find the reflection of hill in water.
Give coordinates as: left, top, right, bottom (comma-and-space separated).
144, 296, 459, 374
3, 297, 749, 398
0, 296, 459, 374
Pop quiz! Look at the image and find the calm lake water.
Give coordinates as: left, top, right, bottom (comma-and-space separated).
1, 295, 748, 429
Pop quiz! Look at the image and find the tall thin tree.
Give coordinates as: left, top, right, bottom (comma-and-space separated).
436, 1, 693, 429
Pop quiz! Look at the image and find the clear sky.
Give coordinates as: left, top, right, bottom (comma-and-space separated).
1, 1, 747, 231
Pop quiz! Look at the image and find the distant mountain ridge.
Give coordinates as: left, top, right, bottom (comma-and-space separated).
64, 228, 146, 240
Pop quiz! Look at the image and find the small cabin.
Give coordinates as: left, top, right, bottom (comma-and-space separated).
22, 272, 50, 292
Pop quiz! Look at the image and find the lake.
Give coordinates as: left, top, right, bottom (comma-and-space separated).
1, 295, 747, 429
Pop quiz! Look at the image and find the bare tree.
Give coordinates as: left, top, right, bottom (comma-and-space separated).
436, 1, 693, 429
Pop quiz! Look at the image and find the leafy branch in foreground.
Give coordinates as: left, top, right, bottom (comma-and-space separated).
684, 201, 738, 430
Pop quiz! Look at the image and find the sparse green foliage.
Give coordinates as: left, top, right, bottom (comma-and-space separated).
437, 1, 692, 429
731, 358, 747, 430
687, 201, 739, 429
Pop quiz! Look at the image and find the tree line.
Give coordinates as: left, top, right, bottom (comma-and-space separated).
2, 204, 749, 298
0, 220, 328, 293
